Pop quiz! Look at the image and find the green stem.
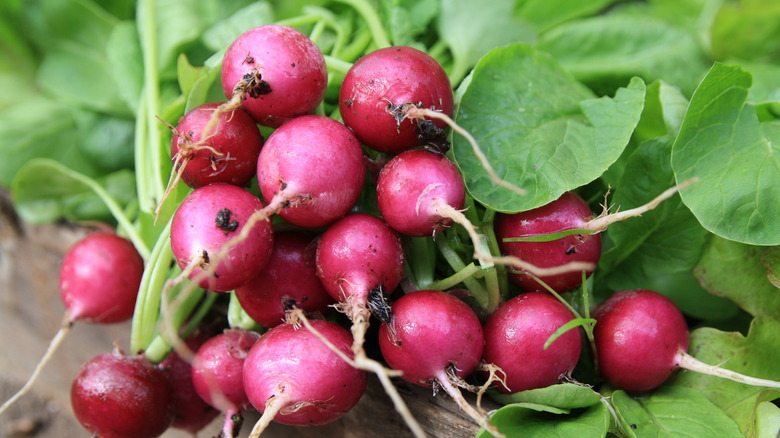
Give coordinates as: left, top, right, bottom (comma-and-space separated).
436, 238, 488, 309
324, 55, 353, 75
338, 27, 372, 62
144, 286, 215, 364
130, 219, 172, 354
333, 0, 391, 49
428, 263, 481, 291
228, 292, 262, 331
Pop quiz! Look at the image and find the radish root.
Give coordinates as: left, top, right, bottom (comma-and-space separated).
435, 368, 504, 438
676, 350, 780, 388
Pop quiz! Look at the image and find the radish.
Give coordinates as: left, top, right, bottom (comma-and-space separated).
242, 319, 367, 437
170, 183, 274, 292
339, 46, 454, 154
169, 102, 263, 189
493, 180, 699, 293
376, 149, 466, 237
235, 231, 334, 328
70, 350, 175, 438
377, 290, 498, 435
219, 25, 327, 128
594, 289, 780, 393
255, 115, 365, 228
191, 328, 261, 438
313, 212, 427, 437
0, 231, 144, 415
157, 334, 220, 434
494, 191, 602, 293
482, 292, 582, 393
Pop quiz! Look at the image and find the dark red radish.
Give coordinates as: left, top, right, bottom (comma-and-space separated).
0, 231, 145, 415
482, 292, 582, 393
235, 231, 334, 328
70, 351, 175, 438
170, 102, 263, 189
170, 183, 274, 292
378, 290, 496, 434
339, 46, 453, 154
255, 115, 365, 228
594, 289, 780, 393
191, 329, 261, 438
221, 25, 327, 128
495, 191, 602, 293
376, 149, 466, 237
158, 335, 220, 434
243, 320, 367, 436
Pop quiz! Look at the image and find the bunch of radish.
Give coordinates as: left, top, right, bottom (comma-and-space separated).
6, 18, 780, 438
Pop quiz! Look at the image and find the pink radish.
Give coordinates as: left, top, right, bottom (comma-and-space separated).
169, 102, 263, 189
255, 115, 365, 228
170, 183, 274, 292
482, 292, 582, 393
339, 46, 454, 154
70, 350, 175, 438
0, 231, 145, 415
242, 320, 367, 436
220, 25, 327, 128
594, 289, 780, 393
378, 290, 497, 434
235, 231, 334, 328
495, 191, 602, 293
191, 328, 261, 438
376, 149, 466, 237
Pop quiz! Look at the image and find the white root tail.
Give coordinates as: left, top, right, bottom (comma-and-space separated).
435, 370, 504, 438
248, 393, 286, 438
676, 350, 780, 389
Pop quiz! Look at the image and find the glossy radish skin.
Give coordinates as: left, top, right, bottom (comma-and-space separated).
376, 149, 465, 236
482, 292, 582, 393
594, 289, 689, 393
59, 232, 144, 324
256, 115, 365, 228
243, 320, 366, 426
495, 191, 602, 293
221, 25, 327, 128
378, 290, 484, 387
171, 102, 263, 188
315, 213, 405, 304
339, 46, 454, 154
235, 231, 334, 328
191, 329, 261, 414
170, 184, 274, 292
71, 351, 174, 438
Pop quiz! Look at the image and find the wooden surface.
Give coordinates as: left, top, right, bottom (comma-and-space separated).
0, 189, 491, 438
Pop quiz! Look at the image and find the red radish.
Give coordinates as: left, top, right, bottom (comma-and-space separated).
339, 46, 454, 154
191, 329, 261, 438
169, 102, 263, 189
376, 149, 466, 237
255, 115, 365, 228
482, 292, 582, 393
170, 183, 274, 292
235, 231, 334, 328
221, 25, 327, 128
158, 335, 220, 434
495, 191, 602, 293
0, 231, 144, 415
594, 289, 780, 393
242, 320, 367, 436
70, 350, 174, 438
378, 290, 496, 434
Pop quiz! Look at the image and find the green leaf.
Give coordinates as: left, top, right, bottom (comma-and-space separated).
478, 400, 610, 438
760, 247, 780, 289
537, 15, 709, 96
452, 44, 645, 213
515, 0, 616, 33
380, 0, 438, 48
711, 0, 780, 62
488, 383, 602, 409
107, 21, 144, 112
672, 63, 780, 245
671, 317, 780, 436
693, 236, 780, 318
438, 0, 536, 84
610, 386, 743, 437
634, 80, 690, 144
201, 1, 275, 52
756, 401, 780, 438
